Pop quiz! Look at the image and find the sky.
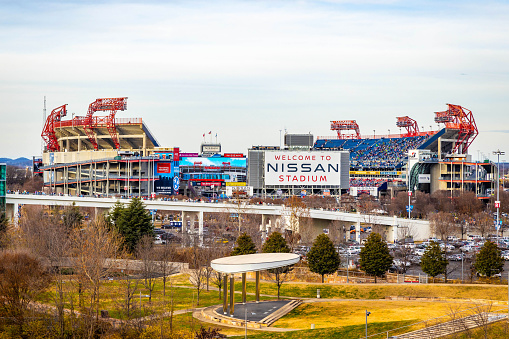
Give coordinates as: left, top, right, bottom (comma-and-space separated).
1, 0, 508, 163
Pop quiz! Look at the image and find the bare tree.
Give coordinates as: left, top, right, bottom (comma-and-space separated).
429, 211, 455, 241
187, 241, 207, 306
283, 196, 310, 250
469, 302, 494, 339
115, 261, 143, 337
473, 212, 493, 238
0, 251, 51, 335
155, 243, 179, 297
137, 234, 159, 303
71, 218, 123, 338
393, 226, 417, 273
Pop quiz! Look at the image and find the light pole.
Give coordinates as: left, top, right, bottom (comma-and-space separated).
365, 310, 371, 338
461, 249, 464, 283
408, 191, 412, 219
373, 130, 375, 138
493, 149, 505, 245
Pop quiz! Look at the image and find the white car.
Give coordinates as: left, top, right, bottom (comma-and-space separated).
414, 248, 426, 256
347, 246, 362, 256
440, 243, 455, 252
393, 259, 411, 267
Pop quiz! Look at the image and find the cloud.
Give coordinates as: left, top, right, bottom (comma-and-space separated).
0, 1, 509, 158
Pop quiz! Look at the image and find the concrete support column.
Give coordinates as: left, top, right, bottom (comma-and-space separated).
242, 273, 247, 304
181, 211, 187, 233
5, 203, 14, 224
222, 274, 228, 314
229, 274, 235, 316
198, 210, 203, 236
13, 202, 19, 226
356, 212, 361, 243
255, 271, 260, 303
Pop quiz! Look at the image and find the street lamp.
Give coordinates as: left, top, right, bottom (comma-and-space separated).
493, 149, 505, 245
365, 310, 371, 338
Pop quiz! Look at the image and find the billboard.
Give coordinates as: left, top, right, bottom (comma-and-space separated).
264, 151, 342, 186
154, 161, 179, 195
180, 156, 246, 168
418, 174, 431, 183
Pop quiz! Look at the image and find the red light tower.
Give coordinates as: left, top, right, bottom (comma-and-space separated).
396, 116, 419, 137
330, 120, 361, 139
41, 104, 67, 152
83, 97, 128, 150
434, 104, 478, 154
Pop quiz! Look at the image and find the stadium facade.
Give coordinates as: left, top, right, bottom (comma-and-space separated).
38, 98, 495, 199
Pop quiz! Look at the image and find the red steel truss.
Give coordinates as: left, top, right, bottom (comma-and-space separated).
83, 97, 128, 150
41, 104, 67, 152
396, 116, 420, 137
434, 104, 478, 154
330, 120, 361, 139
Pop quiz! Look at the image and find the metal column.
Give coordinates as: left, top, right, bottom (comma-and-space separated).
242, 273, 247, 304
229, 274, 235, 316
222, 274, 228, 314
255, 271, 260, 303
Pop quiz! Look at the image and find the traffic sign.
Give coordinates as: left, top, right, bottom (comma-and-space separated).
495, 201, 500, 209
406, 205, 414, 212
173, 176, 180, 192
408, 191, 412, 197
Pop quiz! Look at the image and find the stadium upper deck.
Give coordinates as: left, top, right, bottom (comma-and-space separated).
314, 134, 430, 170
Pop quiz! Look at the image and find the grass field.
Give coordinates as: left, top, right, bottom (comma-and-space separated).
236, 280, 509, 301
37, 275, 271, 319
273, 300, 467, 330
35, 273, 509, 338
229, 320, 413, 339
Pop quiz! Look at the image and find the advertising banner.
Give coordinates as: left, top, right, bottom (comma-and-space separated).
154, 161, 174, 195
180, 156, 246, 168
157, 163, 172, 173
264, 151, 341, 186
418, 174, 431, 183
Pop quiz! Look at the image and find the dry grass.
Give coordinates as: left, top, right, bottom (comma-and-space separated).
273, 300, 476, 330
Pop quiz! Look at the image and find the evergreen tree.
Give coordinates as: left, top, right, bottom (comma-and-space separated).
359, 233, 393, 282
474, 241, 504, 278
262, 232, 291, 253
108, 198, 153, 253
231, 233, 257, 256
307, 234, 340, 283
262, 232, 292, 299
420, 241, 448, 281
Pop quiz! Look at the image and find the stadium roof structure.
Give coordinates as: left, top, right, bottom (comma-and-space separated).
42, 98, 160, 152
52, 118, 159, 152
417, 128, 460, 154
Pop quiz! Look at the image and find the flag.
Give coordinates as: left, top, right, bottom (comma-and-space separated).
215, 133, 217, 137
202, 133, 205, 137
208, 131, 212, 134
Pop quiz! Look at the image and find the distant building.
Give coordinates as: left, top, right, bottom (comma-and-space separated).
0, 163, 6, 214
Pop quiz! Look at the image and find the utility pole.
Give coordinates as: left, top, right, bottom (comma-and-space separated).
493, 149, 505, 245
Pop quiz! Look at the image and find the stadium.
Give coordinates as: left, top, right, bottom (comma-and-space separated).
312, 104, 495, 199
38, 98, 496, 199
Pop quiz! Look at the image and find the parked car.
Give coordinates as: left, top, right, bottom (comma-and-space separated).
347, 246, 362, 256
414, 248, 426, 256
447, 253, 463, 261
393, 259, 411, 268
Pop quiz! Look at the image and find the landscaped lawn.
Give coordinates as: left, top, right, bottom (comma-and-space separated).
236, 280, 509, 301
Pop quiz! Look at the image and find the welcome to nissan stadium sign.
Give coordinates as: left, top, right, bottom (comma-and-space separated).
264, 151, 342, 186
